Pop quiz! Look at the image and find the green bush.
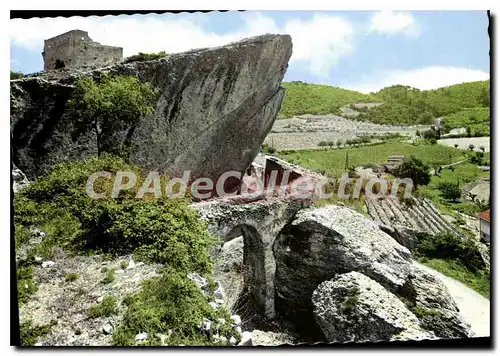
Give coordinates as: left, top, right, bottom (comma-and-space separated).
392, 156, 431, 188
20, 319, 55, 346
17, 265, 37, 305
112, 269, 240, 346
437, 181, 461, 201
15, 156, 229, 345
102, 269, 116, 284
471, 151, 484, 165
88, 295, 118, 318
11, 71, 24, 80
124, 51, 168, 63
414, 231, 484, 272
422, 129, 439, 140
15, 155, 216, 287
65, 273, 79, 282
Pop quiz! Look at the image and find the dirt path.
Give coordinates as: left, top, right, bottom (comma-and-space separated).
429, 158, 470, 175
415, 262, 490, 337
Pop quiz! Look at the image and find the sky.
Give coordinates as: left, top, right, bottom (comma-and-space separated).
9, 10, 490, 93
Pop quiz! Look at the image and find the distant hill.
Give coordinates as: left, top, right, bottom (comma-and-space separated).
357, 80, 490, 126
278, 80, 490, 133
277, 81, 381, 119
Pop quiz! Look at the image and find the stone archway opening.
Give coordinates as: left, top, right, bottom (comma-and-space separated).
215, 224, 272, 326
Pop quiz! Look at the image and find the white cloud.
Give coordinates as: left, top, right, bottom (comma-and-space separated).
343, 66, 490, 93
9, 12, 355, 77
368, 10, 420, 36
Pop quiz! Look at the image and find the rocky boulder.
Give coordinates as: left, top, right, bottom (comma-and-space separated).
397, 262, 473, 339
11, 34, 293, 195
273, 205, 412, 326
312, 271, 435, 343
213, 236, 245, 312
12, 164, 30, 193
378, 224, 419, 251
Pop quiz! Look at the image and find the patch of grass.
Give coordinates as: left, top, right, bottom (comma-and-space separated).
120, 260, 128, 269
88, 296, 118, 318
413, 231, 490, 299
102, 269, 116, 284
418, 258, 490, 299
411, 305, 442, 318
65, 273, 79, 282
341, 286, 360, 314
14, 225, 32, 251
19, 319, 55, 346
112, 269, 240, 346
17, 265, 37, 305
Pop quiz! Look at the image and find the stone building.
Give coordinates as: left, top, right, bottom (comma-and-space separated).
42, 30, 123, 71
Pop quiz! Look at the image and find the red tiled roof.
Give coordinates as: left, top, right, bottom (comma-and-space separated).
480, 209, 490, 223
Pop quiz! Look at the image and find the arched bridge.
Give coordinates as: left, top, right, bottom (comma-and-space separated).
192, 196, 311, 318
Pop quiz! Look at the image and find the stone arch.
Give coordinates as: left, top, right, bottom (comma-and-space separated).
193, 198, 311, 319
221, 223, 268, 313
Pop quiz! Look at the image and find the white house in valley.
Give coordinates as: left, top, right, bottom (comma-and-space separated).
479, 209, 490, 243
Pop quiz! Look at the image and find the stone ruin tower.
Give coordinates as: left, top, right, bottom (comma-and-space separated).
42, 30, 123, 71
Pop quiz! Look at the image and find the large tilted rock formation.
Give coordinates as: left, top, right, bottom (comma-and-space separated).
11, 34, 292, 191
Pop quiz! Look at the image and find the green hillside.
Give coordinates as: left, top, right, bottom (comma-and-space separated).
355, 80, 490, 126
442, 107, 490, 136
278, 80, 490, 131
277, 81, 381, 118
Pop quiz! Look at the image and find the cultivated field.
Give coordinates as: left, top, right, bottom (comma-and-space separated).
264, 115, 431, 150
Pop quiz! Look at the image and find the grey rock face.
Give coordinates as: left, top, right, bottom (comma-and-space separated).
214, 236, 244, 275
312, 272, 435, 343
274, 205, 412, 324
401, 262, 473, 338
11, 34, 292, 193
12, 165, 30, 193
248, 329, 295, 346
379, 224, 419, 251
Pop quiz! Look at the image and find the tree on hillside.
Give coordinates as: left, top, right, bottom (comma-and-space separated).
392, 156, 431, 188
67, 74, 157, 157
479, 86, 490, 107
454, 144, 459, 149
437, 181, 461, 202
468, 144, 475, 151
479, 146, 485, 153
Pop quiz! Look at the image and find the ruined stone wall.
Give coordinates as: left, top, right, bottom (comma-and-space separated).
42, 30, 123, 71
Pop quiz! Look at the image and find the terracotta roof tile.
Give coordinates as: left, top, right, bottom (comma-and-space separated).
480, 209, 490, 223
